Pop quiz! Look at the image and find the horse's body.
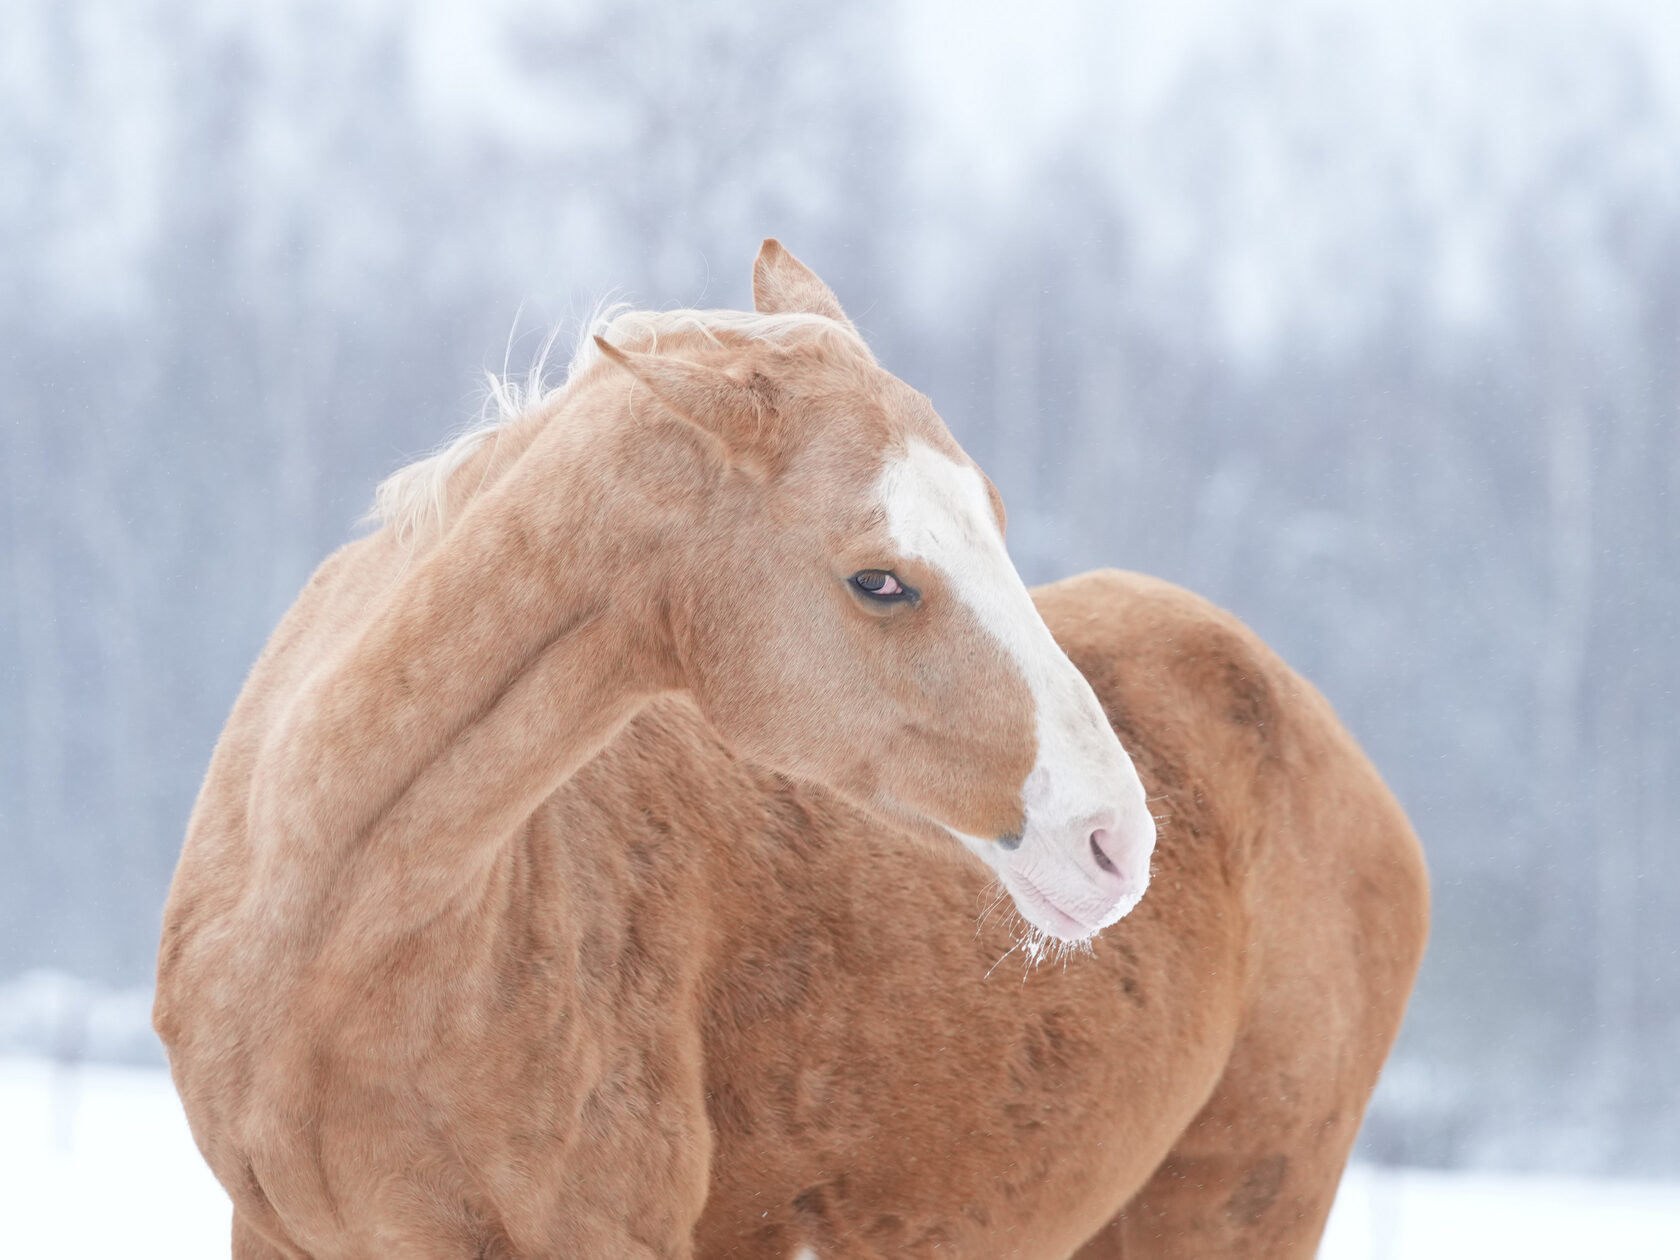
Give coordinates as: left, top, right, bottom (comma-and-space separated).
156, 244, 1427, 1259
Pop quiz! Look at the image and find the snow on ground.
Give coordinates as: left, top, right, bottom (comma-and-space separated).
0, 1057, 229, 1257
1320, 1162, 1680, 1259
2, 1055, 1677, 1257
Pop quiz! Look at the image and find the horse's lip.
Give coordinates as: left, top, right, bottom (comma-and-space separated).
1004, 865, 1102, 940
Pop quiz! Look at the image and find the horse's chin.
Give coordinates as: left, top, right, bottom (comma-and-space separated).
999, 861, 1146, 943
1006, 880, 1098, 941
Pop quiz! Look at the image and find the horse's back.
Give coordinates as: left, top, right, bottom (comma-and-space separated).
1040, 567, 1428, 1038
1041, 569, 1428, 1258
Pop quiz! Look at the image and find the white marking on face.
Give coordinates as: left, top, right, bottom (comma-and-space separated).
877, 439, 1156, 940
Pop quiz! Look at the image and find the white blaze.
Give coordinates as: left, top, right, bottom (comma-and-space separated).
877, 439, 1155, 939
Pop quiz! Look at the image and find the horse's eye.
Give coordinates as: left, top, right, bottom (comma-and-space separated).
851, 570, 915, 602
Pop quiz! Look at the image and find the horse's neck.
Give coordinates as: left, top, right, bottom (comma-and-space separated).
240, 395, 691, 975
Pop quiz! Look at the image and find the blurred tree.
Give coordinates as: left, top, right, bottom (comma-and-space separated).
0, 0, 1675, 1177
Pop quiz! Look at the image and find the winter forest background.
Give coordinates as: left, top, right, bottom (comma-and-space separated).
2, 0, 1676, 1181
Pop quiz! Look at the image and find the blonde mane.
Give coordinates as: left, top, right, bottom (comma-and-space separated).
370, 304, 868, 540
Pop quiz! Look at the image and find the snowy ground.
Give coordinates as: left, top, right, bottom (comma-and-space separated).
1, 1057, 229, 1256
3, 1056, 1677, 1257
1319, 1162, 1680, 1259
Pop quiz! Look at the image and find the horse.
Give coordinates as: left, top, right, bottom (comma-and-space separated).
154, 240, 1428, 1259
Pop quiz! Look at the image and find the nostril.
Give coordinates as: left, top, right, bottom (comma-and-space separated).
1089, 829, 1119, 876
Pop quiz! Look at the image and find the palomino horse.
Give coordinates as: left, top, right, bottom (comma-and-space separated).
155, 241, 1428, 1258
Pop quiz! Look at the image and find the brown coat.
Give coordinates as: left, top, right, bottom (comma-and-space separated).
155, 245, 1427, 1260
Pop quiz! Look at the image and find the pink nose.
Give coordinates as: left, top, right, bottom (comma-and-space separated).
1088, 826, 1146, 896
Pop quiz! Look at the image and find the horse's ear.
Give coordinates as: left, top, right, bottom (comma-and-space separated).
593, 336, 772, 466
753, 239, 855, 331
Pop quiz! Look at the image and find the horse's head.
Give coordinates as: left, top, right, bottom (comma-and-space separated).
595, 241, 1154, 942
